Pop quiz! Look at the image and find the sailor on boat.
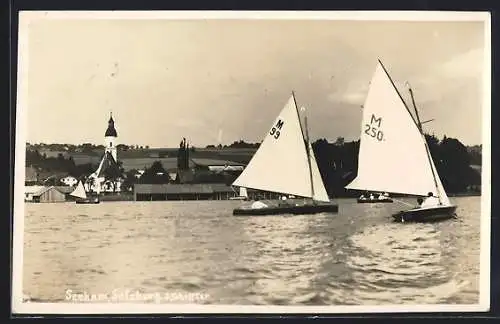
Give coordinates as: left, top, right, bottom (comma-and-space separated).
279, 195, 293, 206
416, 197, 424, 207
419, 192, 440, 209
377, 192, 389, 200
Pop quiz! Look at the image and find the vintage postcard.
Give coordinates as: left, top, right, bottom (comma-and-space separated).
12, 10, 491, 314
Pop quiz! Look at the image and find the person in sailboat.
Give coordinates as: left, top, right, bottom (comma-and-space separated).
419, 192, 440, 209
279, 195, 293, 206
378, 192, 389, 200
416, 197, 424, 208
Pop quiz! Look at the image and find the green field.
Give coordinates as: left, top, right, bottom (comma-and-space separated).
68, 147, 257, 171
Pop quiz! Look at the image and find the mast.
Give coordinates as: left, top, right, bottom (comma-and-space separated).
292, 91, 315, 203
406, 82, 442, 204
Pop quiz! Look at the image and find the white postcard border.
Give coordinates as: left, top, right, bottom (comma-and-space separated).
12, 10, 492, 314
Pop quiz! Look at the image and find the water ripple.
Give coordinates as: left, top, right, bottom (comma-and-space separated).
22, 197, 480, 305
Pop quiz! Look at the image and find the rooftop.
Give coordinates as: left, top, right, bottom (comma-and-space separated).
134, 183, 235, 194
191, 158, 245, 167
105, 113, 118, 137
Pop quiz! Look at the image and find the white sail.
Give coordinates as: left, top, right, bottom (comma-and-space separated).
93, 155, 106, 178
428, 146, 451, 206
345, 61, 441, 197
308, 138, 331, 202
239, 187, 248, 198
232, 95, 329, 202
70, 180, 87, 199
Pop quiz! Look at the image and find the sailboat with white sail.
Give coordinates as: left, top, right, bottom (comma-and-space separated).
345, 60, 457, 223
232, 92, 338, 216
70, 180, 100, 204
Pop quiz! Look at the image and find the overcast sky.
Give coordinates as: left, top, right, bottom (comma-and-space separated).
22, 15, 486, 148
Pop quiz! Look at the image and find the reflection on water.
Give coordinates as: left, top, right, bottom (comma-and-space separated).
22, 197, 481, 305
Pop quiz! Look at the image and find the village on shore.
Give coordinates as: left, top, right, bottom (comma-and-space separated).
24, 114, 482, 203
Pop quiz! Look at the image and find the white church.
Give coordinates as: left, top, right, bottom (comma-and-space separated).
85, 113, 123, 193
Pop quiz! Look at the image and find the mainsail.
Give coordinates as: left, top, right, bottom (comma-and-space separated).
308, 140, 330, 202
346, 60, 450, 204
232, 94, 330, 202
428, 145, 451, 206
70, 180, 87, 199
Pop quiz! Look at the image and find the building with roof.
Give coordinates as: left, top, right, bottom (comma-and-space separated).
133, 183, 280, 201
60, 175, 78, 187
40, 172, 70, 186
25, 185, 46, 201
191, 158, 245, 172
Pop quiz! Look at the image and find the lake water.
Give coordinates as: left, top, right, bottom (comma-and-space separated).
22, 196, 481, 306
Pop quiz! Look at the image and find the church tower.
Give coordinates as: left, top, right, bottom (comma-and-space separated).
104, 112, 118, 162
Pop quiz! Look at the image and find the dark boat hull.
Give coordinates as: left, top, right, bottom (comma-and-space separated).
392, 205, 457, 223
233, 202, 338, 216
75, 199, 100, 204
357, 198, 393, 203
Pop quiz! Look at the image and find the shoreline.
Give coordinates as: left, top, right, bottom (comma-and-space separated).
89, 192, 484, 202
23, 191, 481, 203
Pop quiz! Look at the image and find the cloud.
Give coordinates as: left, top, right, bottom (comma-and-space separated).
327, 81, 369, 106
24, 19, 485, 147
410, 47, 483, 100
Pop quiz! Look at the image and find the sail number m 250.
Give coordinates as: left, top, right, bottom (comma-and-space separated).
364, 114, 384, 141
269, 119, 284, 139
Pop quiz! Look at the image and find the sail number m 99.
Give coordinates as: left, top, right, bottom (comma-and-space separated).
364, 114, 384, 141
269, 119, 284, 140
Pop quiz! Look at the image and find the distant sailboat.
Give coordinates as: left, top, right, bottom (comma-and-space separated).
73, 151, 111, 204
232, 92, 338, 216
70, 180, 100, 204
345, 60, 457, 222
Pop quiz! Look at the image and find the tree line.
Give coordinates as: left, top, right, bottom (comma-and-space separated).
312, 135, 481, 197
26, 135, 481, 196
27, 142, 151, 153
205, 140, 261, 149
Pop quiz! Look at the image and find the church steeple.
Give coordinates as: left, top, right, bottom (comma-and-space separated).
105, 111, 118, 137
104, 112, 118, 162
